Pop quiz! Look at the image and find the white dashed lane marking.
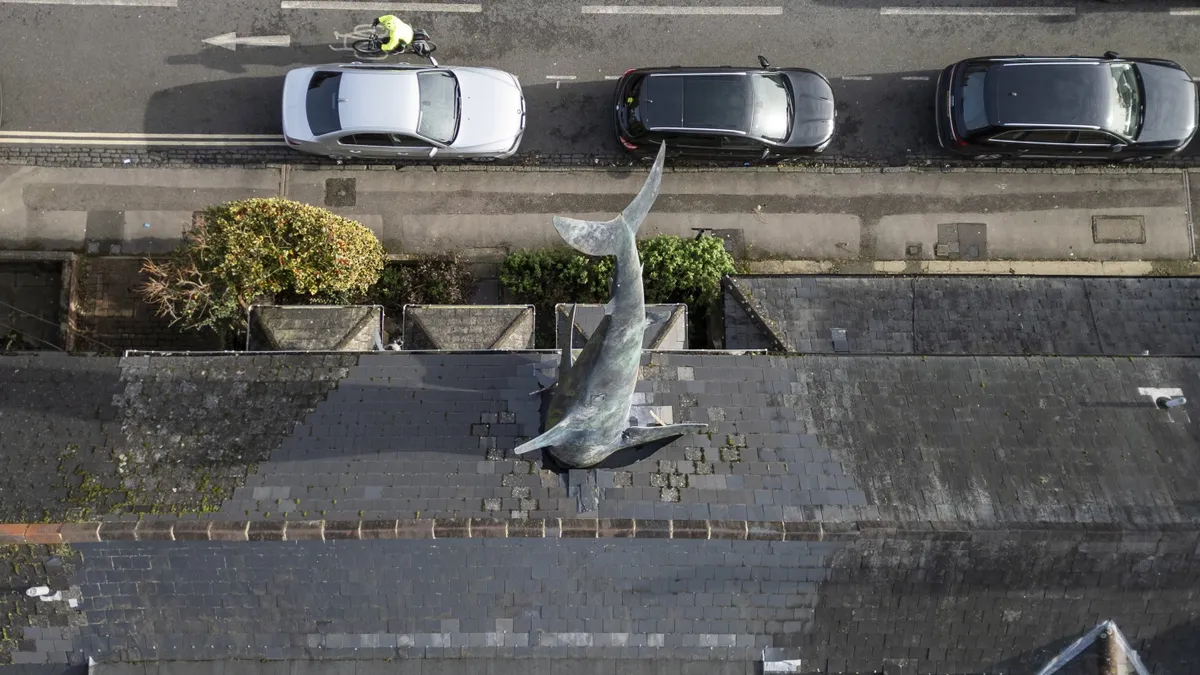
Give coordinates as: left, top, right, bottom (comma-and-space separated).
281, 1, 481, 11
546, 75, 578, 89
582, 4, 782, 15
880, 6, 1074, 16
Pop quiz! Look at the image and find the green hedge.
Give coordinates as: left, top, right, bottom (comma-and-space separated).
500, 234, 735, 347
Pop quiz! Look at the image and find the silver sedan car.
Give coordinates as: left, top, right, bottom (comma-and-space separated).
282, 63, 526, 160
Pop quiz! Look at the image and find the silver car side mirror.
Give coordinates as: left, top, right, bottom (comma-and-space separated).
429, 147, 438, 157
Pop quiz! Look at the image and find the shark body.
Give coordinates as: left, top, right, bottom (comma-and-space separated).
513, 145, 706, 468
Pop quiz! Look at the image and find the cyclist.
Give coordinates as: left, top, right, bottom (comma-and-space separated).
372, 15, 415, 53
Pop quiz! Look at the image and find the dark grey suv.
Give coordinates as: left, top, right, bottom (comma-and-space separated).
936, 53, 1198, 162
613, 58, 835, 162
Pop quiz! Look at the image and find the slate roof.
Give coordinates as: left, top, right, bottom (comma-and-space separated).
401, 305, 535, 350
2, 352, 1196, 525
555, 303, 688, 350
246, 305, 383, 352
2, 351, 1198, 673
12, 532, 1200, 672
723, 275, 1200, 355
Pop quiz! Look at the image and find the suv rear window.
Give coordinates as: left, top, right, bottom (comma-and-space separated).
416, 71, 459, 144
959, 65, 990, 133
306, 71, 342, 136
621, 76, 649, 136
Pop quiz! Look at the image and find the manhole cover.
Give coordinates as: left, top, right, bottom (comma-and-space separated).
325, 178, 356, 207
1092, 215, 1145, 244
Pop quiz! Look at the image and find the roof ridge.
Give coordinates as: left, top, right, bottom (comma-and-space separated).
3, 518, 1195, 544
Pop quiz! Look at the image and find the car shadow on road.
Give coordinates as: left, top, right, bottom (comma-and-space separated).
514, 73, 950, 166
519, 80, 622, 158
165, 44, 366, 75
144, 77, 285, 135
824, 70, 943, 164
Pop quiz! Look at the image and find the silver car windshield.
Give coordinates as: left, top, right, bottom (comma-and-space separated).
417, 71, 460, 144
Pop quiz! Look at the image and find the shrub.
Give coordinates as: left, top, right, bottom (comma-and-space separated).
500, 248, 613, 309
639, 234, 735, 307
500, 234, 735, 347
367, 256, 475, 311
139, 198, 385, 338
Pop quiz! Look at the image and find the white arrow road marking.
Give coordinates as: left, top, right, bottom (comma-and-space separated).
0, 0, 176, 5
203, 32, 292, 50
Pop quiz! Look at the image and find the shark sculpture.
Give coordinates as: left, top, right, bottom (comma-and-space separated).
513, 144, 707, 468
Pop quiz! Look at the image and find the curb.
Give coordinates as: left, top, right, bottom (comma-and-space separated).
741, 260, 1197, 276
1, 519, 1195, 544
3, 145, 1200, 174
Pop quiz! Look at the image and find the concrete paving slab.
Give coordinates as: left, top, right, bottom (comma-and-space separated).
284, 167, 1193, 262
0, 166, 280, 251
0, 165, 1192, 265
875, 206, 1188, 261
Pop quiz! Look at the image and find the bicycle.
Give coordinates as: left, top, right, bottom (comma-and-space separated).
352, 25, 436, 60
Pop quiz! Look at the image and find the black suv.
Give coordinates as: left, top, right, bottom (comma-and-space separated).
613, 58, 835, 162
936, 54, 1198, 162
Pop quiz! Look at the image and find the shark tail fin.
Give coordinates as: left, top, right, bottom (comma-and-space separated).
552, 215, 631, 257
551, 143, 667, 257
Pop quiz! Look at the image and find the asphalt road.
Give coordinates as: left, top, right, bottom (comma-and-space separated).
0, 0, 1198, 162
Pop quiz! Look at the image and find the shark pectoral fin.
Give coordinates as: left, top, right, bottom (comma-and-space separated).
616, 423, 708, 451
513, 424, 572, 455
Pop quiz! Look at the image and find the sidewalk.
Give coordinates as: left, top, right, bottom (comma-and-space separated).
0, 164, 1197, 272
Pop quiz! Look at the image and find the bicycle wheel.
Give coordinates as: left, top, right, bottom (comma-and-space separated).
352, 38, 385, 57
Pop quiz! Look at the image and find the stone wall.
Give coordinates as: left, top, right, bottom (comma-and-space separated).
72, 257, 220, 354
0, 254, 73, 351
